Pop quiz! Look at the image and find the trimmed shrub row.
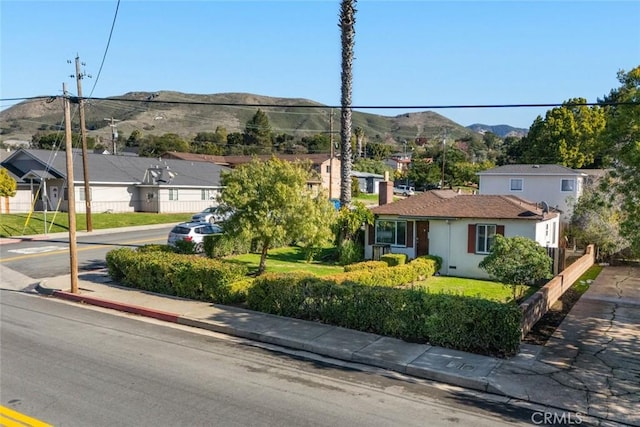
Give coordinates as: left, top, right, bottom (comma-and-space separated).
343, 260, 389, 272
106, 246, 248, 304
329, 256, 439, 287
380, 253, 407, 266
246, 274, 522, 357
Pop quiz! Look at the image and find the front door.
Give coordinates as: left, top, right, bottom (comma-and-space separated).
416, 221, 429, 256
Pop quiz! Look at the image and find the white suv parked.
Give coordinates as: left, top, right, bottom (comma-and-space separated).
393, 184, 415, 196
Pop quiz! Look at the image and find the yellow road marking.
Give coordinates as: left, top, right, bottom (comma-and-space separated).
0, 406, 52, 427
0, 237, 165, 263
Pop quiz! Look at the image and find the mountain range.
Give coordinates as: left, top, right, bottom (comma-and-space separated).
0, 91, 527, 146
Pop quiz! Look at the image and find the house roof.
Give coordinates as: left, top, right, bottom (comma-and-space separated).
162, 151, 333, 167
371, 190, 557, 221
1, 149, 230, 187
352, 171, 384, 179
477, 164, 587, 176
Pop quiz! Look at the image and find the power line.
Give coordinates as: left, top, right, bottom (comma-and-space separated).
87, 0, 121, 96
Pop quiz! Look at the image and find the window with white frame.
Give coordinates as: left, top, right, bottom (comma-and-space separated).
561, 179, 575, 192
201, 189, 212, 201
77, 187, 92, 201
375, 220, 407, 246
476, 224, 497, 254
510, 178, 523, 191
169, 188, 179, 201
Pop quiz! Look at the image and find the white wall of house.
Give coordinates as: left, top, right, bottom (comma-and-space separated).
479, 174, 584, 220
155, 187, 221, 213
1, 188, 33, 213
365, 215, 559, 280
73, 184, 138, 213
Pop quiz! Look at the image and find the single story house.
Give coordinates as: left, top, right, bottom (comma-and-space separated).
352, 171, 385, 194
0, 148, 230, 214
161, 152, 342, 199
367, 185, 560, 279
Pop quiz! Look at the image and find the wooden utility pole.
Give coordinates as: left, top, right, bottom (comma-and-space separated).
63, 83, 79, 293
73, 56, 93, 231
104, 117, 120, 155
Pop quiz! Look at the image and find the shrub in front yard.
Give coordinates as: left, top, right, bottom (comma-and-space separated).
204, 233, 251, 258
106, 247, 248, 304
380, 253, 407, 266
343, 260, 389, 272
246, 273, 522, 356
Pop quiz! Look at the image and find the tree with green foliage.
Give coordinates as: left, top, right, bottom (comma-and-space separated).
520, 98, 606, 168
333, 201, 373, 265
569, 186, 629, 262
30, 131, 96, 150
137, 133, 190, 157
479, 235, 552, 301
220, 158, 335, 274
244, 109, 273, 150
339, 0, 356, 207
0, 168, 17, 213
352, 158, 393, 175
126, 130, 143, 147
302, 134, 331, 154
366, 142, 391, 161
451, 160, 494, 186
600, 66, 640, 255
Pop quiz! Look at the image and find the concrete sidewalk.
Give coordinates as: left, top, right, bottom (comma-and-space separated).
3, 264, 638, 426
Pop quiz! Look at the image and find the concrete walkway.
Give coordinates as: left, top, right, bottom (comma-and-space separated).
1, 259, 638, 426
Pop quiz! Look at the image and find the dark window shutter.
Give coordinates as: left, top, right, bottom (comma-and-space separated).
368, 223, 375, 245
497, 225, 505, 236
406, 221, 414, 248
468, 224, 476, 253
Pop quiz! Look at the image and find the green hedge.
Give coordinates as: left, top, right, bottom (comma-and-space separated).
344, 260, 389, 272
246, 273, 522, 357
380, 253, 407, 266
204, 233, 251, 258
328, 256, 438, 287
105, 247, 248, 304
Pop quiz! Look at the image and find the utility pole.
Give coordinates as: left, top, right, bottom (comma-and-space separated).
104, 117, 120, 155
63, 83, 79, 293
71, 55, 93, 231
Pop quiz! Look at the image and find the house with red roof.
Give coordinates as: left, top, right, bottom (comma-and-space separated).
367, 187, 560, 279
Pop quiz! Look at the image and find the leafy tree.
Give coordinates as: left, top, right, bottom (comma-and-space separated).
137, 133, 190, 157
302, 134, 331, 154
244, 109, 273, 149
352, 158, 393, 175
497, 135, 526, 165
366, 142, 391, 161
354, 126, 365, 159
220, 158, 335, 274
332, 201, 373, 265
0, 168, 17, 213
569, 186, 629, 262
600, 66, 640, 255
408, 154, 439, 188
126, 130, 143, 147
339, 0, 356, 207
520, 98, 606, 168
479, 235, 552, 301
451, 160, 494, 186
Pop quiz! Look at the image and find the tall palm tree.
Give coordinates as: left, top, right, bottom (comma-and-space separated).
339, 0, 356, 207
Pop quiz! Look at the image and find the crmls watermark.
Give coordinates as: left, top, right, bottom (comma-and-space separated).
531, 411, 583, 425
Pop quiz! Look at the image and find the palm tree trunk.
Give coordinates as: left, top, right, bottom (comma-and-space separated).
339, 0, 356, 207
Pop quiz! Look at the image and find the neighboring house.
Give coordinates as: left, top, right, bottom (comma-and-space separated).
367, 187, 560, 279
0, 148, 229, 214
352, 171, 384, 194
477, 164, 588, 222
384, 153, 411, 174
162, 152, 342, 199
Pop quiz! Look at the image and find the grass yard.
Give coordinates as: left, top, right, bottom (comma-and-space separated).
225, 246, 344, 276
0, 212, 191, 238
412, 276, 534, 303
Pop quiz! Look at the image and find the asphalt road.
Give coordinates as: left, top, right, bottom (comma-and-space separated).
1, 290, 536, 427
0, 226, 172, 278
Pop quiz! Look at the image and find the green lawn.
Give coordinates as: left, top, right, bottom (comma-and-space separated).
0, 212, 191, 238
412, 276, 532, 303
225, 246, 344, 276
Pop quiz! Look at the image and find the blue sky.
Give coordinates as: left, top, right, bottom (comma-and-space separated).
1, 0, 638, 129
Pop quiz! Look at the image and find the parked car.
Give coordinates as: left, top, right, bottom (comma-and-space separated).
167, 222, 222, 253
393, 184, 415, 196
191, 206, 232, 224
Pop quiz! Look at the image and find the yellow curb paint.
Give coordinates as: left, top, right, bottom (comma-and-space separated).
0, 406, 52, 427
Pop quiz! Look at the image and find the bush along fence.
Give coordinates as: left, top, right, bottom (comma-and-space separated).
519, 244, 595, 338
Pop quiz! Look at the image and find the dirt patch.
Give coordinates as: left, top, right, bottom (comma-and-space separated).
522, 287, 582, 345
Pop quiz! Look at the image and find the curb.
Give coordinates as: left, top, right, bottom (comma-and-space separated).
35, 282, 180, 323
